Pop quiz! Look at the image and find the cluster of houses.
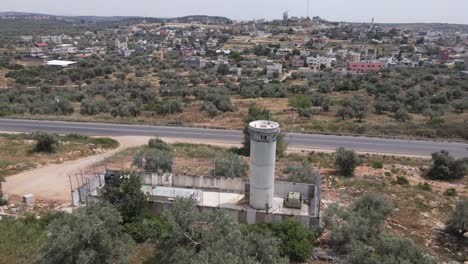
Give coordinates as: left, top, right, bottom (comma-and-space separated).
22, 34, 106, 61
17, 15, 468, 75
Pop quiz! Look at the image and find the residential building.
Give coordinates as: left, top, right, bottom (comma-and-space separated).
306, 56, 332, 70
348, 51, 361, 62
20, 36, 33, 42
206, 38, 219, 48
276, 48, 292, 57
290, 56, 305, 67
51, 44, 77, 55
184, 56, 206, 69
26, 47, 44, 57
300, 50, 311, 57
347, 61, 384, 73
266, 63, 283, 76
180, 47, 194, 57
439, 49, 449, 62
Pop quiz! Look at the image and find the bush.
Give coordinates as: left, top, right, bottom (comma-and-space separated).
134, 148, 173, 173
38, 203, 135, 263
443, 188, 457, 196
212, 154, 248, 178
155, 100, 182, 116
394, 107, 411, 122
416, 182, 432, 191
201, 101, 222, 118
335, 147, 360, 177
323, 194, 392, 247
0, 196, 7, 206
90, 138, 119, 149
371, 161, 383, 169
284, 161, 316, 184
345, 234, 437, 264
248, 218, 316, 262
147, 138, 171, 152
426, 150, 467, 181
288, 95, 311, 110
393, 176, 409, 185
32, 132, 59, 153
446, 200, 468, 238
123, 218, 166, 243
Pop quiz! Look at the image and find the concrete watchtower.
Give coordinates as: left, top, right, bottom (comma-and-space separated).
248, 120, 280, 210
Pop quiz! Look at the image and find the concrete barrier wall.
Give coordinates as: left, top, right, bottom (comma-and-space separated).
274, 181, 311, 199
171, 175, 246, 193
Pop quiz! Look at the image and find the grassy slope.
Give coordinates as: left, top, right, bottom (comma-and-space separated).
0, 133, 119, 178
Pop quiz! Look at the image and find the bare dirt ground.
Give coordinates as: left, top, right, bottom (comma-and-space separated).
3, 136, 151, 202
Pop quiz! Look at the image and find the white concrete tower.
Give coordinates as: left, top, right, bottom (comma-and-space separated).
249, 120, 280, 210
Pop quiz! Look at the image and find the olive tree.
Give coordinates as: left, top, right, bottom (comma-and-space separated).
212, 154, 248, 178
158, 198, 287, 264
32, 132, 59, 153
446, 199, 468, 238
38, 203, 135, 264
335, 147, 360, 177
426, 150, 467, 181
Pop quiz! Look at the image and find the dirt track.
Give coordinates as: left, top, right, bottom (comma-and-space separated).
3, 136, 151, 202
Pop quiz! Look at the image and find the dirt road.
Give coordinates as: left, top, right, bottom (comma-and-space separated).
3, 136, 151, 202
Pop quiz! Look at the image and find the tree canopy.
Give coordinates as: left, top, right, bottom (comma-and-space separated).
38, 203, 135, 264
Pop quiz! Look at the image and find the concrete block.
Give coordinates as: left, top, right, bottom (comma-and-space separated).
23, 194, 35, 206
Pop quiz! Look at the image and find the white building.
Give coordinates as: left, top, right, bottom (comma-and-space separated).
307, 56, 333, 70
26, 47, 44, 57
51, 44, 77, 55
266, 63, 283, 76
20, 36, 33, 42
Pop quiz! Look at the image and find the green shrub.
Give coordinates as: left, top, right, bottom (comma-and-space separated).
393, 176, 409, 185
0, 196, 7, 206
443, 188, 457, 196
371, 161, 383, 169
147, 138, 171, 152
335, 147, 360, 177
416, 182, 432, 191
248, 218, 316, 262
90, 138, 119, 149
426, 150, 467, 181
123, 218, 166, 243
212, 154, 248, 178
284, 161, 316, 184
446, 200, 468, 238
31, 132, 59, 153
134, 148, 173, 173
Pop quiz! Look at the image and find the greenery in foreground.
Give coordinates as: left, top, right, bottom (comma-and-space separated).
2, 187, 465, 263
322, 194, 438, 264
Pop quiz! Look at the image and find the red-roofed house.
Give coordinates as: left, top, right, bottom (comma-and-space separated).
34, 42, 49, 47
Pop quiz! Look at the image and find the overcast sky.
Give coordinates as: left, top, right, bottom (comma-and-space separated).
2, 0, 468, 24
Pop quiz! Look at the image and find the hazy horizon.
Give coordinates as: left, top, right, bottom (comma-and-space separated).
1, 0, 468, 24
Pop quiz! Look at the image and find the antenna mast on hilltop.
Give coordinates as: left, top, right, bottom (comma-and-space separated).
306, 0, 310, 19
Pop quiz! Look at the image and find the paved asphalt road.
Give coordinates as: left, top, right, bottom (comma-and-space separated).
0, 118, 467, 158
